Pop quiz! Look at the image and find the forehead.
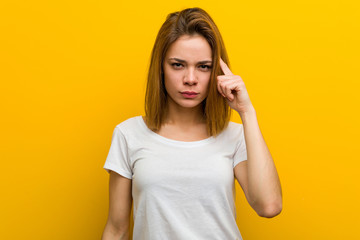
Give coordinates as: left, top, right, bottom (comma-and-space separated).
165, 34, 212, 62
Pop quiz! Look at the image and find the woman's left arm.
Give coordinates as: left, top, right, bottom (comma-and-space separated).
238, 107, 282, 218
217, 58, 282, 218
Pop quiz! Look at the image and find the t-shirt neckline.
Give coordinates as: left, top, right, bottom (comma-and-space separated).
137, 116, 216, 147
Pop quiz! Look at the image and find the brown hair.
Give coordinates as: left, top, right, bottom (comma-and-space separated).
144, 7, 232, 137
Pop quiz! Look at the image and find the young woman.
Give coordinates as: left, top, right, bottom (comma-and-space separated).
102, 7, 282, 240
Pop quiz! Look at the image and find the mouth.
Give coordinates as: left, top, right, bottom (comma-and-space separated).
180, 91, 199, 98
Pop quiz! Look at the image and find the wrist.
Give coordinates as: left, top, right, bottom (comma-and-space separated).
237, 106, 256, 122
237, 105, 256, 116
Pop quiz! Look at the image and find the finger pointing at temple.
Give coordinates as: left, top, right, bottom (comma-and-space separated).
219, 58, 233, 76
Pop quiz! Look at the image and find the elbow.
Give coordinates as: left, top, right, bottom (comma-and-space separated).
103, 220, 130, 240
256, 200, 283, 218
102, 227, 129, 240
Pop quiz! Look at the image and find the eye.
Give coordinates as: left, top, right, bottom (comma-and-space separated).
199, 65, 212, 70
171, 63, 183, 69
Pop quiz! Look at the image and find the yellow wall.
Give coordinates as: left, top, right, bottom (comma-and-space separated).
1, 0, 359, 239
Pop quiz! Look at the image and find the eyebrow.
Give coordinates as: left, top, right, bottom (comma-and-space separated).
168, 57, 212, 64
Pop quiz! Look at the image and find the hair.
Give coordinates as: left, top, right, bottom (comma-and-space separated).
144, 7, 232, 137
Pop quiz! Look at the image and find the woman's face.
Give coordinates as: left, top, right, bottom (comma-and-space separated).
163, 34, 212, 110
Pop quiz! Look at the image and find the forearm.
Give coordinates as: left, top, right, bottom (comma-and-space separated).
239, 107, 282, 217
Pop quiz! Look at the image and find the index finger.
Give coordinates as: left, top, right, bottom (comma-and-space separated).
219, 58, 233, 75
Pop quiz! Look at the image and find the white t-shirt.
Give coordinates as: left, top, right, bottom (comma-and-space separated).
103, 115, 247, 240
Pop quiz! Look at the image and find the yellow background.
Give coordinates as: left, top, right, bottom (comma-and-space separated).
1, 0, 359, 239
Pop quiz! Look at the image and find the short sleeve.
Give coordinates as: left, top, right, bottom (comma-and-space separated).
103, 127, 133, 179
233, 124, 248, 168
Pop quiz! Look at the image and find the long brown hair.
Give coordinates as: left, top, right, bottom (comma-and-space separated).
144, 7, 232, 137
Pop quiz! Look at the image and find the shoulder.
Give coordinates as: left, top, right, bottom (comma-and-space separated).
228, 120, 243, 128
216, 121, 245, 142
225, 121, 244, 134
112, 116, 148, 150
114, 115, 142, 133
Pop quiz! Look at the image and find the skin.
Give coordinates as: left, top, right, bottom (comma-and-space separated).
217, 58, 283, 218
154, 34, 212, 141
150, 33, 283, 217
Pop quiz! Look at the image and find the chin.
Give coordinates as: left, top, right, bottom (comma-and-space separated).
167, 95, 205, 109
176, 100, 203, 109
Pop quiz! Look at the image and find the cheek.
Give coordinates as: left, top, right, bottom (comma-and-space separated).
164, 73, 180, 93
164, 70, 181, 84
200, 72, 211, 85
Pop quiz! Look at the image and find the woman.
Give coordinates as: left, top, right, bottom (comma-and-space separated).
102, 7, 282, 240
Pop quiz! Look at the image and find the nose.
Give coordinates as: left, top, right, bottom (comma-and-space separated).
183, 68, 198, 85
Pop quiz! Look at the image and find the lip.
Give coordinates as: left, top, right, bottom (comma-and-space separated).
180, 91, 199, 99
181, 91, 199, 95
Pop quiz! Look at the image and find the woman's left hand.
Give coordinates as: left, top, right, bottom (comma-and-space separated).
217, 58, 254, 114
